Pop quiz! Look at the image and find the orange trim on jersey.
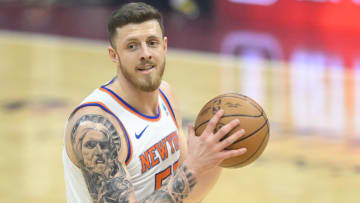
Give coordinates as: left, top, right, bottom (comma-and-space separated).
159, 91, 178, 128
99, 87, 161, 122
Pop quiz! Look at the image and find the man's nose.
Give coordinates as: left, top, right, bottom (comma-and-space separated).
140, 43, 152, 60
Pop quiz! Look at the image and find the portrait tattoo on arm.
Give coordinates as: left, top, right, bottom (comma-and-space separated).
71, 114, 197, 203
71, 114, 134, 203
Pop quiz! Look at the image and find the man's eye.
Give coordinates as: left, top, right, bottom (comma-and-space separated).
149, 41, 158, 46
128, 43, 136, 49
85, 141, 97, 149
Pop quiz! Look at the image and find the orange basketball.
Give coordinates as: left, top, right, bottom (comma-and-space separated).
194, 93, 270, 168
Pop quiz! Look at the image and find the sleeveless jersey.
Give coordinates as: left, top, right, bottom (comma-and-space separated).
63, 78, 180, 202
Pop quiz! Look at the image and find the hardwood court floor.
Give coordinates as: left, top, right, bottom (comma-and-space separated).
1, 31, 360, 203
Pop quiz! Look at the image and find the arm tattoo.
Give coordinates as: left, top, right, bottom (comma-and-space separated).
141, 165, 197, 203
71, 114, 197, 203
71, 114, 133, 202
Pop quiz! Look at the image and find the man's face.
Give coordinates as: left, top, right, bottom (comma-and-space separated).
81, 130, 111, 174
111, 20, 167, 92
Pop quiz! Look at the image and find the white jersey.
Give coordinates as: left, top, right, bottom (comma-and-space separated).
63, 78, 180, 202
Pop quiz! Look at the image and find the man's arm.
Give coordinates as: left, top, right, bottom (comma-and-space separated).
159, 81, 222, 203
159, 81, 248, 203
66, 110, 199, 203
141, 165, 197, 202
66, 103, 246, 203
68, 113, 136, 202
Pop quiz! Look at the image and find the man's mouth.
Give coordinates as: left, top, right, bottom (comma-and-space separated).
137, 64, 155, 71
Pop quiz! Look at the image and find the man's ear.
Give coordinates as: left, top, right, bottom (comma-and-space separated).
163, 36, 168, 53
108, 46, 119, 63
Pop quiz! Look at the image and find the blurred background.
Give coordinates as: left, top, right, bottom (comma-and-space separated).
1, 0, 360, 202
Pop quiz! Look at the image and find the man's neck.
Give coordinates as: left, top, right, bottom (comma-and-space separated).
107, 77, 160, 117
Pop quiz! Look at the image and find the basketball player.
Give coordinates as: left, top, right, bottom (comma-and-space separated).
63, 2, 247, 202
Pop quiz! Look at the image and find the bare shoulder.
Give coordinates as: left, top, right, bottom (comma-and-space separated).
64, 106, 136, 202
64, 106, 129, 167
160, 80, 179, 110
160, 80, 182, 123
160, 80, 174, 98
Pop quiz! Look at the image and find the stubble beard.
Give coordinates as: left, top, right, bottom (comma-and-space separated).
119, 58, 166, 92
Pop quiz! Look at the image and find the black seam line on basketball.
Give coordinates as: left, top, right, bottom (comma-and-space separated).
195, 93, 265, 133
231, 118, 268, 145
194, 112, 264, 132
226, 121, 269, 167
221, 113, 263, 119
234, 125, 269, 166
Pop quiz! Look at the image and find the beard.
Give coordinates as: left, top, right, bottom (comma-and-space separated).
118, 58, 165, 92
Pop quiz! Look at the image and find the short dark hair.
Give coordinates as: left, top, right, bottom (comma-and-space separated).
108, 2, 164, 47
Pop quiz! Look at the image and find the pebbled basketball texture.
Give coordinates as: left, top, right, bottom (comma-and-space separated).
194, 93, 270, 168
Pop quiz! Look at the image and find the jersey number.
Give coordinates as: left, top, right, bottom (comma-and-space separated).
154, 160, 179, 190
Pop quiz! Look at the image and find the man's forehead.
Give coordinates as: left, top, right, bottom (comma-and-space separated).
115, 20, 162, 42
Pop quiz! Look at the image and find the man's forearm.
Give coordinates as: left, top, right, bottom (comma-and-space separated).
141, 165, 197, 203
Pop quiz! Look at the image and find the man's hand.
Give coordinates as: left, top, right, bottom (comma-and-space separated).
183, 109, 247, 176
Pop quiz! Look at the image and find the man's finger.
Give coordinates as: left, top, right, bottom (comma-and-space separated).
217, 129, 245, 150
213, 119, 240, 141
202, 109, 224, 136
220, 148, 247, 160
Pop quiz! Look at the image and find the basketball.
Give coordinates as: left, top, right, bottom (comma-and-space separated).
194, 93, 270, 168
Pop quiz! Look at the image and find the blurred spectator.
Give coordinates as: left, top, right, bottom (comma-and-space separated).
170, 0, 199, 18
0, 0, 213, 19
170, 0, 213, 18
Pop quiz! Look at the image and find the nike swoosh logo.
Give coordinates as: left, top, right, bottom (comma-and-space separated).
135, 125, 149, 139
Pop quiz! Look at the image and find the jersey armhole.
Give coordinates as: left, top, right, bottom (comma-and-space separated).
159, 89, 178, 128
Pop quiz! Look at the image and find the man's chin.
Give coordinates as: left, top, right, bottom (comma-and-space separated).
138, 80, 162, 92
140, 86, 159, 92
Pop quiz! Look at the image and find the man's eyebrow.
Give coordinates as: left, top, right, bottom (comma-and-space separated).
124, 35, 160, 41
124, 38, 138, 43
147, 35, 161, 40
